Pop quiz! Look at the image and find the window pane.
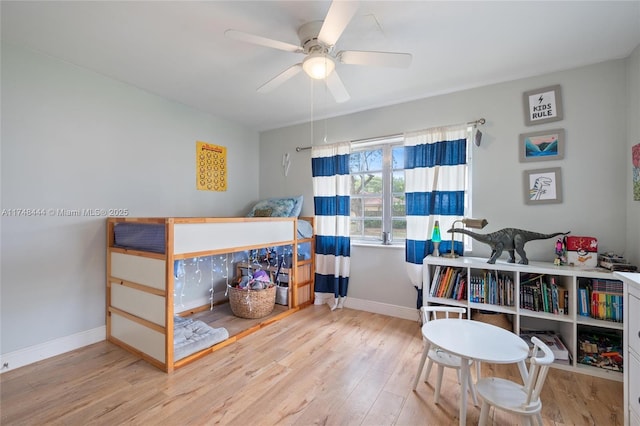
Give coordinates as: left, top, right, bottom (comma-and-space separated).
350, 197, 363, 217
350, 149, 383, 173
350, 219, 364, 237
365, 149, 383, 172
392, 171, 405, 192
349, 152, 363, 173
392, 219, 407, 239
364, 219, 382, 237
362, 172, 383, 193
363, 197, 383, 218
392, 193, 405, 216
351, 174, 364, 194
392, 146, 404, 170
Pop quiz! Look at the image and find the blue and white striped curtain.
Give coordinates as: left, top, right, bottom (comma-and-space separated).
404, 126, 468, 303
311, 142, 351, 311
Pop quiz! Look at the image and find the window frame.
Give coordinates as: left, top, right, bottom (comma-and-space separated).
349, 136, 405, 245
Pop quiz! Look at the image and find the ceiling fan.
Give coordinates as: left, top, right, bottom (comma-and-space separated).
225, 0, 412, 103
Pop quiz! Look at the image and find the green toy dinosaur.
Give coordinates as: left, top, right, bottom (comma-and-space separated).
447, 227, 570, 265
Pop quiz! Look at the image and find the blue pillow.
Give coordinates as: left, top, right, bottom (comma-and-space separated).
247, 197, 296, 217
290, 195, 303, 217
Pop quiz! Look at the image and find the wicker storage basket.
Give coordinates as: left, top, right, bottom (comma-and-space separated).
228, 285, 276, 319
472, 310, 513, 331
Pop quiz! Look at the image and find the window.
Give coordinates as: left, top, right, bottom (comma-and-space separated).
349, 136, 405, 243
349, 127, 474, 247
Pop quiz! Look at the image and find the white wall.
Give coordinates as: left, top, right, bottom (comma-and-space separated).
0, 43, 260, 355
260, 57, 634, 311
2, 40, 637, 366
625, 44, 640, 265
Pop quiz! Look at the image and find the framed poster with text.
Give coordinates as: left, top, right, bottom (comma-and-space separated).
523, 84, 563, 126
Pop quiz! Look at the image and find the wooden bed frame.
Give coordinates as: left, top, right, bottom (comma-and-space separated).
106, 216, 315, 372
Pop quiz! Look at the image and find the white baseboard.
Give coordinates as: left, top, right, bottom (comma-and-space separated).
0, 326, 106, 374
343, 297, 420, 322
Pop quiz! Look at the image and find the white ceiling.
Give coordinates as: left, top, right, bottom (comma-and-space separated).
2, 1, 639, 132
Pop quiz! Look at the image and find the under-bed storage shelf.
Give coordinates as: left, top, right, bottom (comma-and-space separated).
106, 216, 315, 372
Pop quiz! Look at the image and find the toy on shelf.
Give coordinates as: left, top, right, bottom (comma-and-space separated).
578, 329, 623, 372
554, 236, 568, 266
598, 253, 637, 272
447, 227, 570, 265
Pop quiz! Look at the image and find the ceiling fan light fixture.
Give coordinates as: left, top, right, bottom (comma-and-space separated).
302, 53, 335, 79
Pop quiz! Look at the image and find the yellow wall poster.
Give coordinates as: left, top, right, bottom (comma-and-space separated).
196, 141, 227, 191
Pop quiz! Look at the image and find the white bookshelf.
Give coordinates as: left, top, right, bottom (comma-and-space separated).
423, 255, 624, 381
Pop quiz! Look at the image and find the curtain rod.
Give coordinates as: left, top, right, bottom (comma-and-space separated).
295, 117, 486, 152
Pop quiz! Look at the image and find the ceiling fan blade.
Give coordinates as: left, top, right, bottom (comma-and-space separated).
325, 70, 350, 103
318, 0, 359, 46
257, 64, 303, 93
225, 29, 303, 53
338, 50, 413, 68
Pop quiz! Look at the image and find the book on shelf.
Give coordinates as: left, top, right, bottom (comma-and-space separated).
550, 282, 559, 315
456, 274, 466, 300
445, 269, 459, 298
558, 289, 569, 315
451, 269, 467, 301
441, 268, 454, 298
446, 270, 460, 299
470, 274, 484, 303
437, 267, 451, 297
429, 266, 466, 301
520, 274, 566, 315
577, 277, 624, 322
591, 278, 623, 322
437, 267, 450, 297
541, 281, 549, 312
592, 278, 623, 294
520, 330, 571, 363
469, 271, 514, 306
429, 265, 442, 296
578, 287, 589, 316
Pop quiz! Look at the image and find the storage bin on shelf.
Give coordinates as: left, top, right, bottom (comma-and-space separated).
566, 236, 598, 267
275, 284, 288, 306
230, 266, 278, 318
472, 310, 512, 331
227, 284, 276, 319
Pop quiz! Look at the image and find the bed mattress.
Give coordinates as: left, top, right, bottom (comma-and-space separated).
173, 316, 229, 361
114, 219, 313, 253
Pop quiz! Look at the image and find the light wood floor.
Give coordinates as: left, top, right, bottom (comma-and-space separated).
1, 305, 623, 425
